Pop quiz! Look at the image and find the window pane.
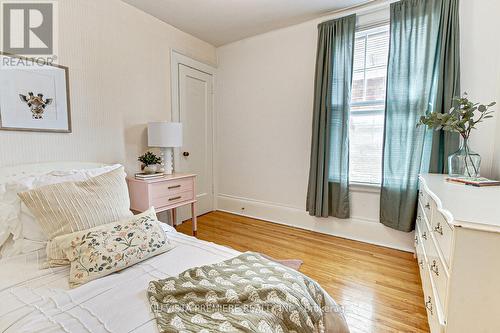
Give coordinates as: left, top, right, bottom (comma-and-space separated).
353, 36, 366, 71
366, 31, 389, 68
365, 68, 387, 101
349, 24, 389, 185
349, 110, 385, 184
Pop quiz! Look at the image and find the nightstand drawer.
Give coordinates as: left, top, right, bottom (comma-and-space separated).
152, 190, 194, 209
151, 178, 193, 197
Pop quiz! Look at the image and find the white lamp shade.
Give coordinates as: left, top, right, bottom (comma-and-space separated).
148, 122, 183, 147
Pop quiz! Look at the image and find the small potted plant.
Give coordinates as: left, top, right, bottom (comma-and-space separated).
418, 93, 496, 177
138, 151, 162, 174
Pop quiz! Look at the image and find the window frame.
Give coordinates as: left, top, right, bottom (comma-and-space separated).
349, 22, 390, 188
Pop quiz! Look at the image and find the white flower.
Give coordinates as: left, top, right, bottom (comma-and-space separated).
181, 281, 196, 288
191, 314, 208, 324
266, 290, 280, 302
211, 312, 227, 320
162, 295, 177, 303
306, 316, 315, 329
183, 292, 197, 300
195, 268, 207, 278
215, 276, 235, 286
289, 310, 302, 327
219, 321, 235, 332
208, 269, 219, 276
225, 289, 240, 303
170, 315, 185, 329
205, 290, 218, 304
162, 280, 176, 291
199, 279, 216, 287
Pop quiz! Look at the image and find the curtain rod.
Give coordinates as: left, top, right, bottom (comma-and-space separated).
320, 0, 396, 18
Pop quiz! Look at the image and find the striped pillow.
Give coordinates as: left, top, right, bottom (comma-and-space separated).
18, 167, 132, 266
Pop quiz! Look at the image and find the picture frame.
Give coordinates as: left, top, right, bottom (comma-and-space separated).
0, 52, 71, 133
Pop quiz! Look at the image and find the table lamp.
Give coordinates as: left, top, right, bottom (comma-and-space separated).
148, 122, 183, 174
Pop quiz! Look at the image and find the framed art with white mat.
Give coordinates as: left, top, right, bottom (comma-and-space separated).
0, 52, 71, 133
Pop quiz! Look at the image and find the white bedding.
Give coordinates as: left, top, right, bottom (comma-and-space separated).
0, 226, 240, 333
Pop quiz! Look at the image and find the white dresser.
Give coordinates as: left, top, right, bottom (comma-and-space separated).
416, 174, 500, 333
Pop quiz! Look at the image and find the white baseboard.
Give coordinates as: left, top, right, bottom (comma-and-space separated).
216, 194, 415, 252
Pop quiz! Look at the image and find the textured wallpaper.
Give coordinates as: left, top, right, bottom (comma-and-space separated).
0, 0, 216, 174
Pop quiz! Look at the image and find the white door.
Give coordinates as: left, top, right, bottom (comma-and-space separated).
175, 64, 214, 222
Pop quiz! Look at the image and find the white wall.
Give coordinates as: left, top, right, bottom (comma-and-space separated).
215, 1, 500, 251
215, 5, 415, 252
0, 0, 216, 173
460, 0, 500, 179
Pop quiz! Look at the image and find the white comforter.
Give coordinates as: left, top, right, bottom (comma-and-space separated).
0, 226, 240, 333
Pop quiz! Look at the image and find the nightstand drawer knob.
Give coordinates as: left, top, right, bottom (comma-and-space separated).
168, 185, 181, 189
183, 152, 190, 157
169, 196, 182, 201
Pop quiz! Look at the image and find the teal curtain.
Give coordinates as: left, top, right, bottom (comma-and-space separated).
380, 0, 461, 232
307, 15, 356, 219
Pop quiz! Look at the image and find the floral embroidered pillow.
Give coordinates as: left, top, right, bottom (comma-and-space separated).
54, 207, 175, 288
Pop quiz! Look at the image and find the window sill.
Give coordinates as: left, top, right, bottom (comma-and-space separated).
349, 181, 381, 194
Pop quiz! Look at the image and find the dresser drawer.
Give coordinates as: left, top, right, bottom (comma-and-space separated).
150, 178, 193, 198
415, 222, 427, 270
419, 203, 449, 317
427, 251, 448, 316
430, 207, 453, 268
418, 189, 433, 222
421, 264, 445, 333
152, 190, 194, 209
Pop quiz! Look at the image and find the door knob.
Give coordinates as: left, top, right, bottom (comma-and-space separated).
183, 152, 190, 157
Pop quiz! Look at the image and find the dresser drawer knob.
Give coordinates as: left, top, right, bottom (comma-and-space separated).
425, 202, 430, 209
433, 223, 443, 235
168, 185, 181, 189
421, 232, 427, 240
419, 260, 424, 269
414, 235, 419, 245
168, 196, 182, 201
431, 260, 439, 276
425, 297, 433, 315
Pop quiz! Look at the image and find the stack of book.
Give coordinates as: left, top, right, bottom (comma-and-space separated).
446, 176, 500, 187
135, 172, 165, 180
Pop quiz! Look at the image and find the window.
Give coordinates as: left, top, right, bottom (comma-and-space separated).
349, 24, 389, 184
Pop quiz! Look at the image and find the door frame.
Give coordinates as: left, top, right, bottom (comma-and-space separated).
170, 49, 217, 212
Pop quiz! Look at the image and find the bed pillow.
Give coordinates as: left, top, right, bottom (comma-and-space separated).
18, 167, 132, 266
54, 207, 174, 288
0, 164, 122, 257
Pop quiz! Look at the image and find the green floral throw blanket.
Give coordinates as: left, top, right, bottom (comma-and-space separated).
147, 252, 349, 333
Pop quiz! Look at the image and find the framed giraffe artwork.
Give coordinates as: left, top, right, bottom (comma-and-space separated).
0, 52, 71, 133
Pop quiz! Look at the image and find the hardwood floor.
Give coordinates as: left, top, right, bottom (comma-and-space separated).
177, 211, 429, 333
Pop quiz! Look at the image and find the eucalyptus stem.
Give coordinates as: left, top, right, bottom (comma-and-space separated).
417, 94, 496, 177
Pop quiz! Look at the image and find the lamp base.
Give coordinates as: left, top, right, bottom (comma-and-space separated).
160, 147, 174, 174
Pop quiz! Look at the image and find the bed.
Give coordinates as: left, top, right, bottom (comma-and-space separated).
0, 162, 349, 333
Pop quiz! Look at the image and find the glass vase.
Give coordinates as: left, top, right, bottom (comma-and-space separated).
448, 138, 481, 178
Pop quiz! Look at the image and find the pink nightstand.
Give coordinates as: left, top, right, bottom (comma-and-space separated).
127, 173, 197, 236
